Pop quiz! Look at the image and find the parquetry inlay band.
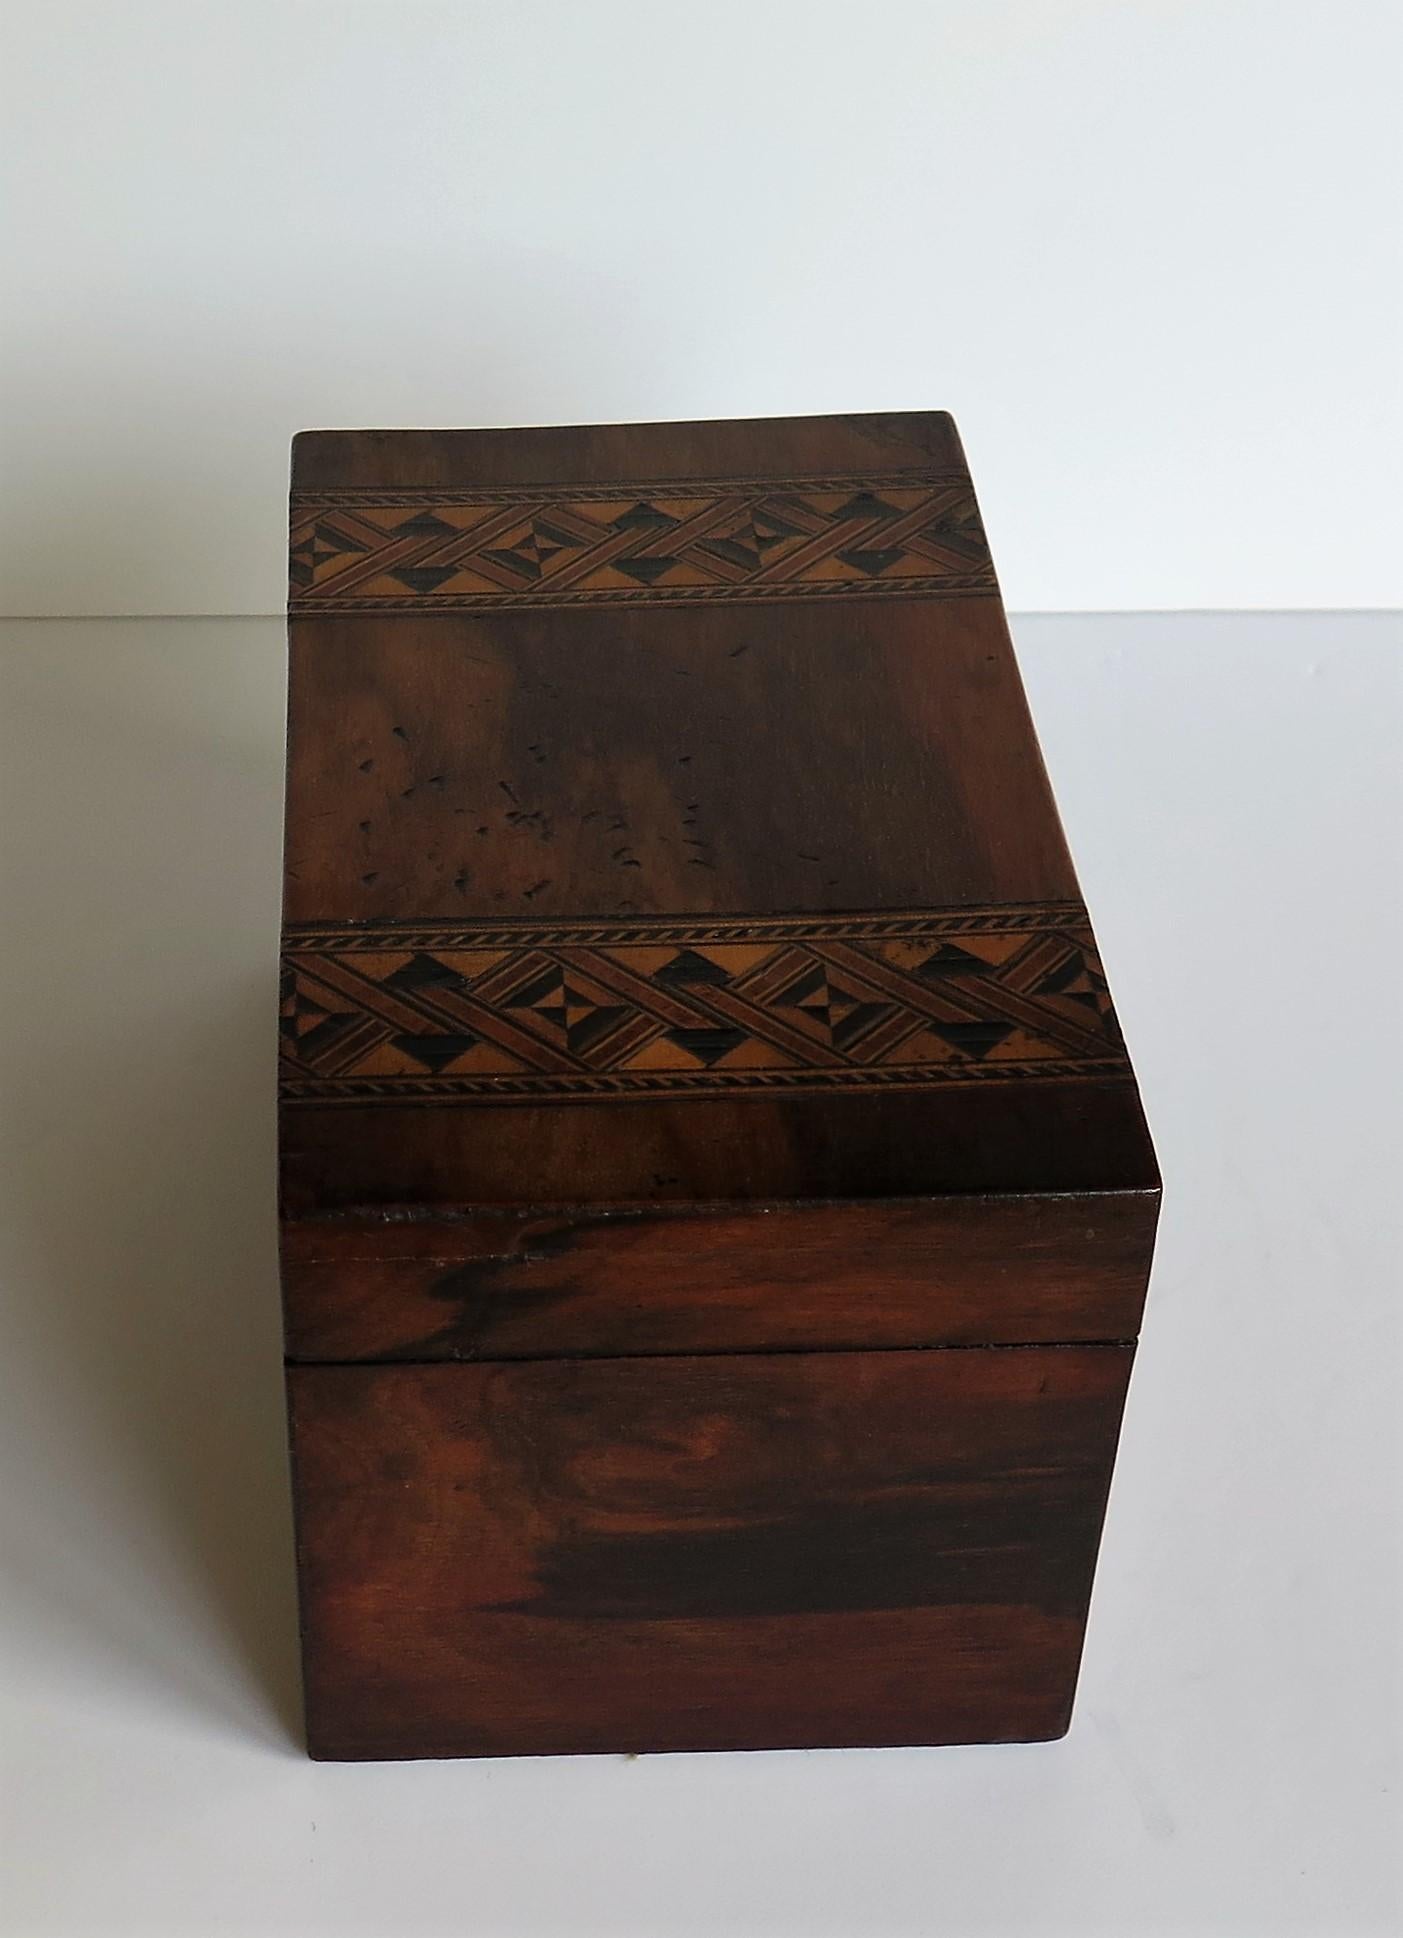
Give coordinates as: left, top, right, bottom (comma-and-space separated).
279, 904, 1128, 1105
289, 471, 996, 611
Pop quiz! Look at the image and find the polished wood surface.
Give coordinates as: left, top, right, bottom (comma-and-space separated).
282, 1190, 1155, 1364
283, 596, 1072, 924
280, 410, 1154, 1214
291, 410, 970, 493
289, 1344, 1132, 1760
279, 411, 1158, 1760
282, 1069, 1154, 1214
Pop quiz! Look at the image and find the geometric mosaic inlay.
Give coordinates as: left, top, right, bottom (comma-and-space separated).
290, 471, 997, 612
280, 903, 1129, 1105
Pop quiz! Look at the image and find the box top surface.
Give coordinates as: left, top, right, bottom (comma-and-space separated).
281, 412, 1155, 1214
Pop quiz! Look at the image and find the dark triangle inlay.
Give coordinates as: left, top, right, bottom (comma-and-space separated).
665, 1025, 747, 1067
654, 949, 732, 987
832, 491, 900, 523
931, 1021, 1014, 1059
613, 555, 678, 586
393, 513, 457, 538
390, 564, 460, 593
611, 502, 678, 531
392, 1032, 478, 1073
917, 943, 993, 977
837, 548, 906, 578
384, 952, 470, 993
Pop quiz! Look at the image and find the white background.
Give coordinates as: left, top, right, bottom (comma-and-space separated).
2, 4, 1400, 1933
2, 0, 1401, 617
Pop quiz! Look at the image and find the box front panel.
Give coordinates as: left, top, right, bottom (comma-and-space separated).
289, 1343, 1132, 1760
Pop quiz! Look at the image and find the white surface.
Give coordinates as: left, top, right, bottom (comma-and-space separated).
3, 0, 1401, 619
0, 611, 1399, 1935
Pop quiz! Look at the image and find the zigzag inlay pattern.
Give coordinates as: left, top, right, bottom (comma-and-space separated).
280, 904, 1129, 1106
289, 471, 996, 611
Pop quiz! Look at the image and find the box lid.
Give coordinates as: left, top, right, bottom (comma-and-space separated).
280, 411, 1156, 1220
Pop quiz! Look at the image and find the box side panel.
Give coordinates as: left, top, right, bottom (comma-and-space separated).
281, 1190, 1158, 1363
288, 1344, 1133, 1759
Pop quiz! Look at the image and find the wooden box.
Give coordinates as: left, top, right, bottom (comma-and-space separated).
279, 411, 1159, 1761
